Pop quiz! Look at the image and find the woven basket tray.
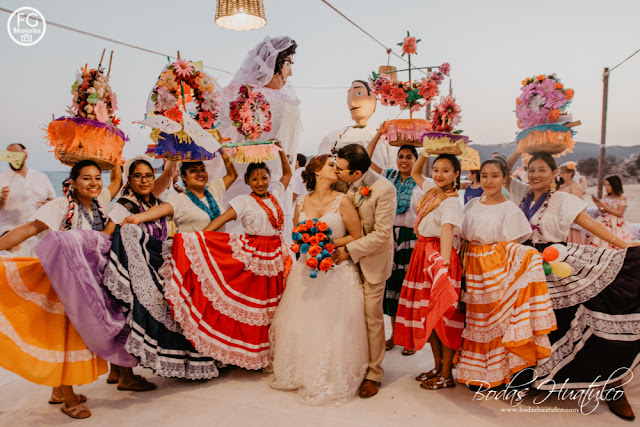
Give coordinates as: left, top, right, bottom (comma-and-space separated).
56, 149, 118, 170
424, 145, 465, 156
520, 141, 569, 155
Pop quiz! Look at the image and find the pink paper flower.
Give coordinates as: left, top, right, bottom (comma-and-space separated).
94, 101, 109, 123
439, 62, 451, 77
402, 37, 417, 55
172, 59, 194, 79
197, 111, 215, 129
110, 92, 118, 110
156, 86, 177, 112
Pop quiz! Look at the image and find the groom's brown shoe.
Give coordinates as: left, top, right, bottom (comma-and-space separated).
358, 379, 380, 398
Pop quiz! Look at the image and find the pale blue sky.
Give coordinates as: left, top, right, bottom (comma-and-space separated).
1, 0, 639, 171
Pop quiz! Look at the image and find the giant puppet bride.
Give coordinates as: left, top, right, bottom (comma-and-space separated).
207, 36, 301, 239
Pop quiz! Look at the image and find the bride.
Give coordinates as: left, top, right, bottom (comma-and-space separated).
270, 154, 369, 405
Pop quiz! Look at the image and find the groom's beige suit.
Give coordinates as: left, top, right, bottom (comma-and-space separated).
345, 169, 397, 382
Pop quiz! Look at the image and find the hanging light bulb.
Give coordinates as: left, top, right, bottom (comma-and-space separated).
215, 0, 267, 31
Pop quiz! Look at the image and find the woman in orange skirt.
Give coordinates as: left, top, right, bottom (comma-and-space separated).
457, 159, 556, 389
0, 160, 121, 418
394, 152, 464, 390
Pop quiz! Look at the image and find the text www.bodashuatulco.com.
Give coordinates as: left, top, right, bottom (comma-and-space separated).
501, 406, 580, 413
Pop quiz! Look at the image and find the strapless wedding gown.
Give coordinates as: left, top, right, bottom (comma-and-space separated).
270, 194, 368, 405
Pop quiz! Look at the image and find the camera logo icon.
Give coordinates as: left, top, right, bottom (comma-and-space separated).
7, 7, 46, 47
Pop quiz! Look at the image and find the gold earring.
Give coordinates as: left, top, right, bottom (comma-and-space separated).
550, 180, 557, 192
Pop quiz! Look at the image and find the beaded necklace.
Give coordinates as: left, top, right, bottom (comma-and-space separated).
186, 188, 221, 221
251, 192, 284, 232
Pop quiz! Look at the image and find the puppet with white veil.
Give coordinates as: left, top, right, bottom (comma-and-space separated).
207, 36, 301, 239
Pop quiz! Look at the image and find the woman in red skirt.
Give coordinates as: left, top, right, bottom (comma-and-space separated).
165, 146, 292, 370
394, 152, 464, 390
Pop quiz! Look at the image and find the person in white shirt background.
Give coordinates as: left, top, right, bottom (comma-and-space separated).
0, 143, 55, 256
291, 153, 308, 203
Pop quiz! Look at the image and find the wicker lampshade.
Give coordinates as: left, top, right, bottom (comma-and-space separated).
215, 0, 266, 31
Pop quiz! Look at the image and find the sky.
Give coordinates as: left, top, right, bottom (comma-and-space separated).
1, 0, 639, 171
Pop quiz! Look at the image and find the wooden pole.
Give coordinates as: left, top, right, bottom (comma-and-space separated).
597, 67, 609, 199
107, 50, 114, 77
98, 48, 106, 68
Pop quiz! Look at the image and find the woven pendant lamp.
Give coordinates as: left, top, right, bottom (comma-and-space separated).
215, 0, 267, 31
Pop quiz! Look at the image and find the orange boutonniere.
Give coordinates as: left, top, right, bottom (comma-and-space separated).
355, 184, 372, 207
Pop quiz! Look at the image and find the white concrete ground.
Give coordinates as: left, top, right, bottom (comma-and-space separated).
0, 317, 638, 426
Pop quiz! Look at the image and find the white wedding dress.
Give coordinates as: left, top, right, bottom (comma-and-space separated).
270, 194, 369, 406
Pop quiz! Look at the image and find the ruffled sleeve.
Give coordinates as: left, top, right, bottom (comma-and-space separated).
558, 192, 587, 231
108, 203, 133, 224
502, 202, 533, 242
421, 178, 436, 193
509, 179, 530, 205
29, 197, 68, 231
440, 197, 463, 235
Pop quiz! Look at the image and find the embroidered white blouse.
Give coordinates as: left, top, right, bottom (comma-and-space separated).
510, 179, 587, 243
229, 181, 285, 236
29, 188, 111, 232
166, 178, 226, 233
462, 198, 533, 244
416, 180, 463, 238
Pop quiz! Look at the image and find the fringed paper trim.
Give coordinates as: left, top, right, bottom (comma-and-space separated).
516, 124, 576, 156
44, 118, 126, 168
382, 119, 432, 143
421, 132, 470, 156
223, 141, 282, 164
146, 131, 217, 161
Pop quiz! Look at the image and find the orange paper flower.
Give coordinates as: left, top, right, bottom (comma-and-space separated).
549, 109, 561, 122
308, 245, 322, 257
554, 82, 564, 90
317, 222, 328, 232
316, 233, 327, 241
565, 88, 574, 100
301, 234, 310, 243
360, 186, 371, 197
309, 235, 320, 246
537, 75, 545, 81
305, 219, 314, 228
290, 243, 300, 253
306, 258, 319, 269
298, 225, 308, 232
164, 106, 183, 122
319, 258, 333, 271
324, 243, 335, 253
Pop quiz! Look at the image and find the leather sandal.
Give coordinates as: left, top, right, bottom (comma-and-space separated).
402, 348, 416, 356
420, 376, 456, 390
49, 391, 87, 405
385, 338, 395, 351
415, 368, 439, 382
60, 402, 91, 419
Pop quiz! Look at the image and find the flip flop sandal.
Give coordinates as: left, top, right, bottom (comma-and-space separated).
420, 376, 456, 390
402, 348, 416, 356
415, 369, 439, 382
49, 393, 87, 405
60, 402, 91, 419
385, 339, 395, 351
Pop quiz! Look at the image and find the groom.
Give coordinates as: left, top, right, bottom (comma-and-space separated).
332, 143, 397, 398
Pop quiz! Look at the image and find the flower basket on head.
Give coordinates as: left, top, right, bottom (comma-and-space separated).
421, 95, 470, 156
45, 54, 127, 170
223, 84, 280, 163
370, 32, 453, 147
141, 57, 222, 162
515, 74, 578, 156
